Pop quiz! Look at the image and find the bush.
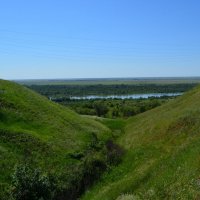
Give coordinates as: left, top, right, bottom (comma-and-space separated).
11, 164, 56, 200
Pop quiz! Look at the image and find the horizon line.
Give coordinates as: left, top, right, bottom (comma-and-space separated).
10, 76, 200, 81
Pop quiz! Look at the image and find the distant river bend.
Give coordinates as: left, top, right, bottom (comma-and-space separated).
70, 93, 183, 100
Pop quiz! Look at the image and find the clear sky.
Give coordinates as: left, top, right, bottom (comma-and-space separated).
1, 0, 200, 79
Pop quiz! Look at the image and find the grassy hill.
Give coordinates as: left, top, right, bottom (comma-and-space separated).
82, 85, 200, 199
0, 80, 112, 199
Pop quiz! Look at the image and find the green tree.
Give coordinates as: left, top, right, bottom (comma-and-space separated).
93, 102, 108, 117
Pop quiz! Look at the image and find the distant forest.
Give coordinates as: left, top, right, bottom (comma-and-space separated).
28, 83, 197, 98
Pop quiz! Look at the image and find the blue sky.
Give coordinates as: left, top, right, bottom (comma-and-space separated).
1, 0, 200, 79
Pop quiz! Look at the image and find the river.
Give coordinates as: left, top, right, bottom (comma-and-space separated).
70, 92, 183, 100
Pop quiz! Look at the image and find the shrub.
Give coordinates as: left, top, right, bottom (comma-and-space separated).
11, 164, 56, 200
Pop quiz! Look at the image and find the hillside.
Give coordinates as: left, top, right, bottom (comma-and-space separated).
0, 80, 111, 199
82, 85, 200, 199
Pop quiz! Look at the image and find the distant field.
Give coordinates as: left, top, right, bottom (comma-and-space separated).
15, 77, 200, 86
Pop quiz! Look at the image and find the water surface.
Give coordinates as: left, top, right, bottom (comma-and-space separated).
70, 93, 183, 100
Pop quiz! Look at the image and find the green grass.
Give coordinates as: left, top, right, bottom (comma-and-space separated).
0, 79, 112, 198
81, 84, 200, 200
82, 115, 126, 138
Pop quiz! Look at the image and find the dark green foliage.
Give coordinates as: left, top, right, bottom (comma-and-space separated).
57, 97, 168, 119
69, 151, 84, 160
11, 164, 56, 200
56, 156, 107, 200
0, 111, 5, 121
93, 102, 108, 117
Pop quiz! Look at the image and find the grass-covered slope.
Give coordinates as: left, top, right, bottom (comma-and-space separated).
82, 85, 200, 200
0, 80, 111, 197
